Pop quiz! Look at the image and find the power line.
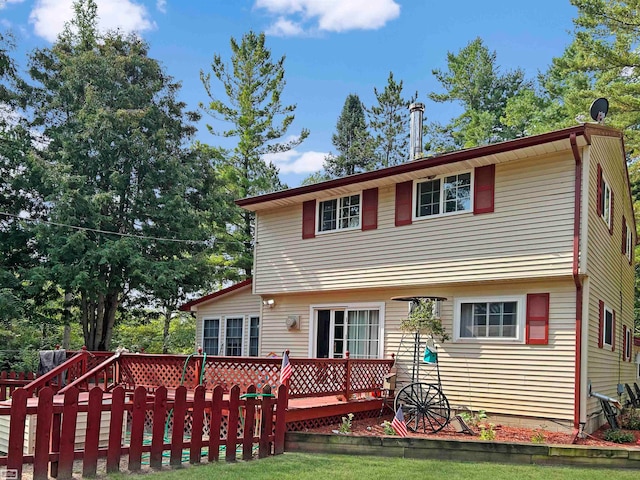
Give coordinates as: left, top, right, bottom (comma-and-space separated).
0, 211, 233, 245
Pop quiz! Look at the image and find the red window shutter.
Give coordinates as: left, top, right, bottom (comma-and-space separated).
598, 300, 604, 349
623, 325, 628, 361
596, 164, 603, 217
622, 216, 627, 254
395, 181, 413, 226
526, 293, 549, 345
612, 310, 616, 351
609, 191, 614, 235
474, 164, 495, 214
302, 200, 316, 239
361, 188, 378, 231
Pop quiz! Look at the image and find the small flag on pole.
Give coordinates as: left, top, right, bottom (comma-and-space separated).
280, 351, 292, 384
391, 406, 408, 437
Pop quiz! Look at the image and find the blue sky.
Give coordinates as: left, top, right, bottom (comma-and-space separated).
0, 0, 579, 187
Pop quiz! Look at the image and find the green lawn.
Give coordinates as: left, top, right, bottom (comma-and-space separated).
106, 453, 640, 480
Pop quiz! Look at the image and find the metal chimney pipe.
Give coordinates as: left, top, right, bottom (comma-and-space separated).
409, 102, 424, 161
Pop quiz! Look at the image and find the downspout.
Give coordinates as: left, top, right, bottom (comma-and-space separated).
570, 133, 584, 430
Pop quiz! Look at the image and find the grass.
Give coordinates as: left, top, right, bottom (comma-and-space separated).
106, 452, 640, 480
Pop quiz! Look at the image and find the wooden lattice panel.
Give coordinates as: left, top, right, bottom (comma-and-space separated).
120, 355, 199, 390
201, 358, 281, 393
348, 361, 391, 393
286, 409, 380, 432
288, 361, 346, 397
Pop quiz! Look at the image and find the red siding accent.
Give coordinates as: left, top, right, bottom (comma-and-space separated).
526, 293, 549, 345
596, 164, 603, 217
598, 300, 604, 349
473, 164, 495, 214
362, 188, 379, 231
302, 200, 316, 239
609, 191, 614, 235
622, 216, 627, 254
395, 181, 413, 226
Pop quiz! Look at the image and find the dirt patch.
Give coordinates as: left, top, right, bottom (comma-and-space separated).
304, 414, 640, 448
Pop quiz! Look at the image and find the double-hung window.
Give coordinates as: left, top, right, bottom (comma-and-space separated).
602, 306, 614, 349
318, 194, 361, 232
600, 176, 612, 228
415, 172, 471, 219
626, 224, 633, 262
454, 296, 524, 342
202, 316, 260, 356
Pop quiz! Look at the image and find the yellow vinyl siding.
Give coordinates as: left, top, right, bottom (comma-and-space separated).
584, 136, 636, 427
193, 286, 262, 354
261, 280, 576, 422
254, 152, 576, 295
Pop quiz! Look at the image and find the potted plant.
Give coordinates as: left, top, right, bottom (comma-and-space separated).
399, 298, 450, 342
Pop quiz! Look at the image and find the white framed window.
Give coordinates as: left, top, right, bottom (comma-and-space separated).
602, 306, 614, 349
308, 302, 385, 359
626, 224, 633, 262
202, 315, 260, 356
453, 295, 525, 342
625, 326, 632, 362
318, 193, 361, 233
415, 171, 472, 219
203, 318, 221, 355
600, 177, 612, 228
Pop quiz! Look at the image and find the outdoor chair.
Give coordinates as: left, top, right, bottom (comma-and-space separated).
625, 383, 640, 408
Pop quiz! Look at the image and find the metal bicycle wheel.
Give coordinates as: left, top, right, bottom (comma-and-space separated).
394, 382, 451, 433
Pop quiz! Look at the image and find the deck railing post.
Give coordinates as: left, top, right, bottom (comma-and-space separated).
344, 351, 351, 400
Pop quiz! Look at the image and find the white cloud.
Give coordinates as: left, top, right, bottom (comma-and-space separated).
0, 0, 26, 10
265, 17, 304, 37
156, 0, 166, 14
29, 0, 156, 43
255, 0, 400, 36
263, 149, 327, 174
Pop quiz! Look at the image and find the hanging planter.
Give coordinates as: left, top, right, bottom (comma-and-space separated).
399, 298, 450, 343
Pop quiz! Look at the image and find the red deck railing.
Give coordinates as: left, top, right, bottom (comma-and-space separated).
0, 372, 35, 401
0, 383, 287, 478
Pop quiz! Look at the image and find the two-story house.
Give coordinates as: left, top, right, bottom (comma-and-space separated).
182, 122, 637, 434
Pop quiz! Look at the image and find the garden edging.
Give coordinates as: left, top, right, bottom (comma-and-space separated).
285, 432, 640, 469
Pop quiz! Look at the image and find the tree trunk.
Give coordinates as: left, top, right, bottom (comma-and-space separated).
163, 306, 172, 354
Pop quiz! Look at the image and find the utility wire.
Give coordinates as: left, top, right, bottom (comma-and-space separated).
0, 211, 243, 246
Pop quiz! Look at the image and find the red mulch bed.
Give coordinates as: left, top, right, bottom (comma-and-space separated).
304, 415, 640, 448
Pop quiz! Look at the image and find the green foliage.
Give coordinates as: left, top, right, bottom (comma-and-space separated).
603, 429, 635, 443
368, 72, 417, 167
110, 313, 195, 354
324, 94, 376, 177
382, 420, 395, 435
338, 413, 354, 434
459, 409, 487, 428
619, 408, 640, 430
200, 30, 306, 280
21, 0, 215, 350
428, 37, 530, 151
399, 299, 449, 342
478, 422, 496, 441
530, 430, 547, 444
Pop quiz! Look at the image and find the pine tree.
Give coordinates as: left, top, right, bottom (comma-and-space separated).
25, 0, 216, 350
325, 94, 376, 176
428, 37, 530, 151
368, 72, 417, 167
200, 30, 308, 280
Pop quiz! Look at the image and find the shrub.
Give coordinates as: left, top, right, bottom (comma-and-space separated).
603, 429, 635, 443
530, 430, 546, 444
459, 409, 487, 428
619, 408, 640, 430
382, 420, 395, 436
338, 413, 354, 434
478, 423, 496, 441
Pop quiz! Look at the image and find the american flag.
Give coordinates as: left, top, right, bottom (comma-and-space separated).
391, 406, 408, 437
280, 351, 292, 384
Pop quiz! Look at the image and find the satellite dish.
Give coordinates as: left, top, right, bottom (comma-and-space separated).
589, 98, 609, 124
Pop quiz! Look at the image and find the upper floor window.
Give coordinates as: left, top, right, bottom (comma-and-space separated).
454, 295, 524, 342
626, 223, 633, 262
602, 305, 614, 349
597, 164, 613, 232
318, 194, 361, 232
415, 172, 472, 219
